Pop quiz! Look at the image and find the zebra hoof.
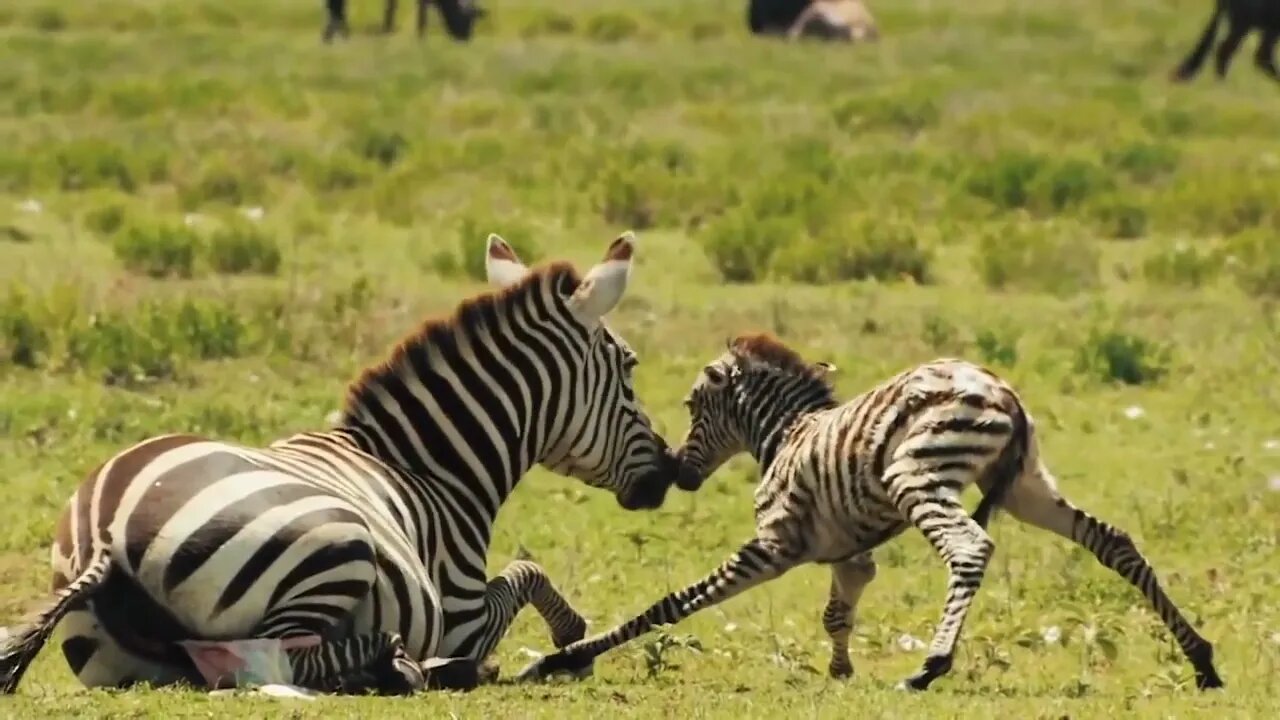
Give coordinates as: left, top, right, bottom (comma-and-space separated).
514, 651, 593, 684
422, 657, 481, 692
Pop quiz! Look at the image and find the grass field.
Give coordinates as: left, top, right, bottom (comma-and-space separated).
2, 0, 1280, 717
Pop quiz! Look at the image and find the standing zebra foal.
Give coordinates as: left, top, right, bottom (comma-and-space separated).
517, 334, 1224, 691
0, 232, 681, 695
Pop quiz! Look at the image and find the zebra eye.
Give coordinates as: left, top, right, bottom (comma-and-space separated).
623, 354, 639, 371
704, 366, 726, 385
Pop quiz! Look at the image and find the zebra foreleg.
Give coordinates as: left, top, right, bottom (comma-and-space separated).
287, 632, 424, 695
514, 537, 800, 682
461, 556, 590, 682
822, 552, 877, 679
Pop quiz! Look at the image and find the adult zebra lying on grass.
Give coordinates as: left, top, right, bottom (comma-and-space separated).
516, 334, 1224, 692
1171, 0, 1279, 82
0, 232, 681, 695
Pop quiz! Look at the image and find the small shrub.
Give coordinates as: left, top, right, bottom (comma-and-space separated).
921, 315, 960, 353
1074, 327, 1170, 386
206, 223, 282, 275
689, 20, 724, 41
66, 309, 177, 385
84, 202, 126, 236
974, 326, 1020, 368
171, 299, 246, 360
1142, 242, 1222, 288
0, 289, 50, 368
833, 94, 940, 135
965, 151, 1048, 211
771, 216, 932, 285
1091, 196, 1147, 239
181, 161, 264, 209
1223, 229, 1280, 297
350, 125, 409, 168
1029, 159, 1112, 212
113, 223, 199, 278
30, 7, 65, 32
974, 223, 1099, 295
584, 12, 641, 43
521, 9, 575, 37
54, 140, 137, 193
598, 166, 656, 230
1104, 141, 1180, 183
699, 212, 795, 284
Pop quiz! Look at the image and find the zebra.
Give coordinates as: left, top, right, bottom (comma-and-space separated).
515, 333, 1225, 692
323, 0, 486, 43
1171, 0, 1279, 83
0, 232, 682, 695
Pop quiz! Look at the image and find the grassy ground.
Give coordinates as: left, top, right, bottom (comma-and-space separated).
2, 0, 1279, 717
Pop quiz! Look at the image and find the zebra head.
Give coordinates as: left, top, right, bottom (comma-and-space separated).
673, 335, 839, 492
485, 231, 680, 511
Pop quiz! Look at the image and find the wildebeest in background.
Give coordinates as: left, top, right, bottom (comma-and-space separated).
1171, 0, 1278, 82
748, 0, 879, 43
323, 0, 487, 43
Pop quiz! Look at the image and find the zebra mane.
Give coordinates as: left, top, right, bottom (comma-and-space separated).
729, 333, 834, 389
341, 261, 583, 414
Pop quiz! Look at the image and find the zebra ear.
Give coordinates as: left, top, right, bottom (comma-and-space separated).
813, 361, 838, 379
568, 231, 634, 320
485, 233, 529, 289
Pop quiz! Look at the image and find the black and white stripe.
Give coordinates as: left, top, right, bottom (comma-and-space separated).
517, 333, 1224, 692
0, 233, 679, 695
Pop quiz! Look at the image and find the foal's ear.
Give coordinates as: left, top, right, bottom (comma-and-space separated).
812, 361, 838, 379
568, 231, 635, 321
485, 233, 529, 289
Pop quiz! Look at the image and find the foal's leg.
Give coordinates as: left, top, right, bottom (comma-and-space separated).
514, 537, 803, 681
823, 552, 877, 679
890, 478, 995, 691
1003, 461, 1224, 689
1255, 29, 1279, 80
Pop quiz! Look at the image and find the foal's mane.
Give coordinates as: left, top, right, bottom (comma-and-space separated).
342, 261, 582, 413
730, 332, 833, 387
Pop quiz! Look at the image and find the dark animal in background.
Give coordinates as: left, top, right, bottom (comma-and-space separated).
1171, 0, 1278, 82
323, 0, 487, 43
749, 0, 879, 43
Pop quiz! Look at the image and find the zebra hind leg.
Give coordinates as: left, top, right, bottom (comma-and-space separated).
1002, 462, 1224, 690
891, 481, 995, 692
822, 552, 877, 679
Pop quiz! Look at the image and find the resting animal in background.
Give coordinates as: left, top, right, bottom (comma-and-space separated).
323, 0, 486, 43
516, 335, 1224, 692
1171, 0, 1278, 82
748, 0, 879, 43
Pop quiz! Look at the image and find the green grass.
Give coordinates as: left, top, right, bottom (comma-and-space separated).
2, 0, 1280, 717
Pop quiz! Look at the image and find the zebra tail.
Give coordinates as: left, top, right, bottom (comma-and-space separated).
0, 552, 114, 694
1172, 0, 1225, 80
970, 400, 1029, 530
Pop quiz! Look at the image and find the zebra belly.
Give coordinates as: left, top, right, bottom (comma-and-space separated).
108, 467, 380, 640
808, 503, 909, 563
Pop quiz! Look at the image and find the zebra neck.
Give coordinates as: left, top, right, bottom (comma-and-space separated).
335, 420, 528, 518
739, 375, 837, 472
